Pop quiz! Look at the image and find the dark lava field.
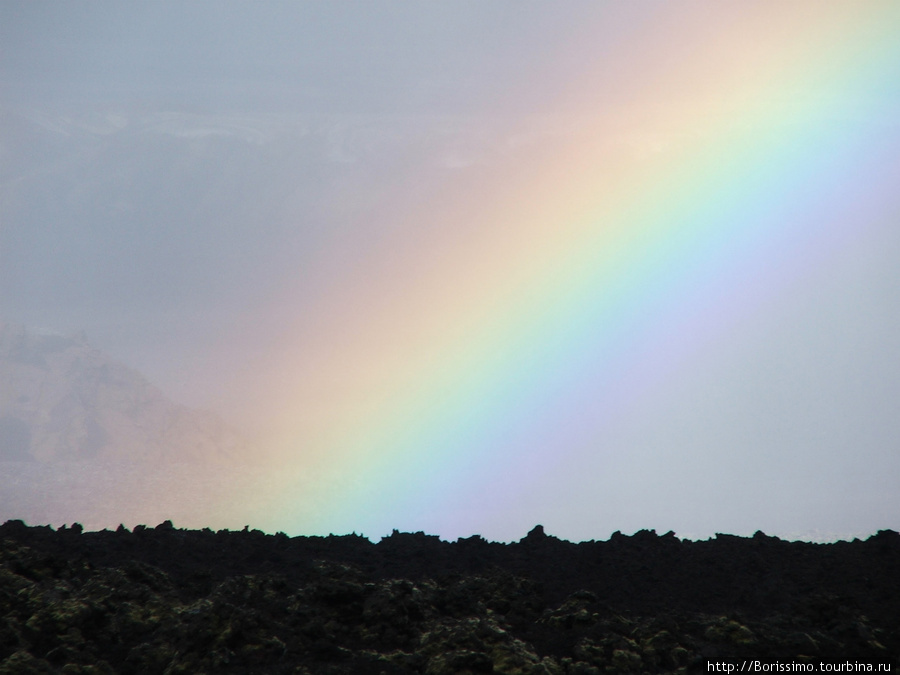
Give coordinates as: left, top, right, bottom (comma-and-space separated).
0, 520, 897, 674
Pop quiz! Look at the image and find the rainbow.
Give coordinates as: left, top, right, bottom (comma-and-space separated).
220, 2, 900, 541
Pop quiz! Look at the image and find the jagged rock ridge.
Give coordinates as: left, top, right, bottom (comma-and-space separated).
0, 522, 897, 674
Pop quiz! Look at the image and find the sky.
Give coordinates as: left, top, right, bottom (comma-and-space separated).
2, 1, 899, 542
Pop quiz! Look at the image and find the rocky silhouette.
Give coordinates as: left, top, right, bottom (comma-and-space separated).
0, 521, 897, 674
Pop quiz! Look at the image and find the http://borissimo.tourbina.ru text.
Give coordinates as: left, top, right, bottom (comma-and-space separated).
708, 661, 893, 673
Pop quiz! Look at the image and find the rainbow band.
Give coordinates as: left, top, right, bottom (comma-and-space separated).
224, 2, 900, 540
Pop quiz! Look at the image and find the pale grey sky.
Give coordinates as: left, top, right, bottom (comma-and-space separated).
2, 1, 898, 541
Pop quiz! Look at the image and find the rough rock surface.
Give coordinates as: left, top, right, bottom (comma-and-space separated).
1, 521, 897, 674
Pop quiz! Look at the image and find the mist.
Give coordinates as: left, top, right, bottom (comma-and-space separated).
2, 1, 899, 542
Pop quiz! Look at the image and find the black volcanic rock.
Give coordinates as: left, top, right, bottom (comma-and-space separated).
1, 522, 898, 673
